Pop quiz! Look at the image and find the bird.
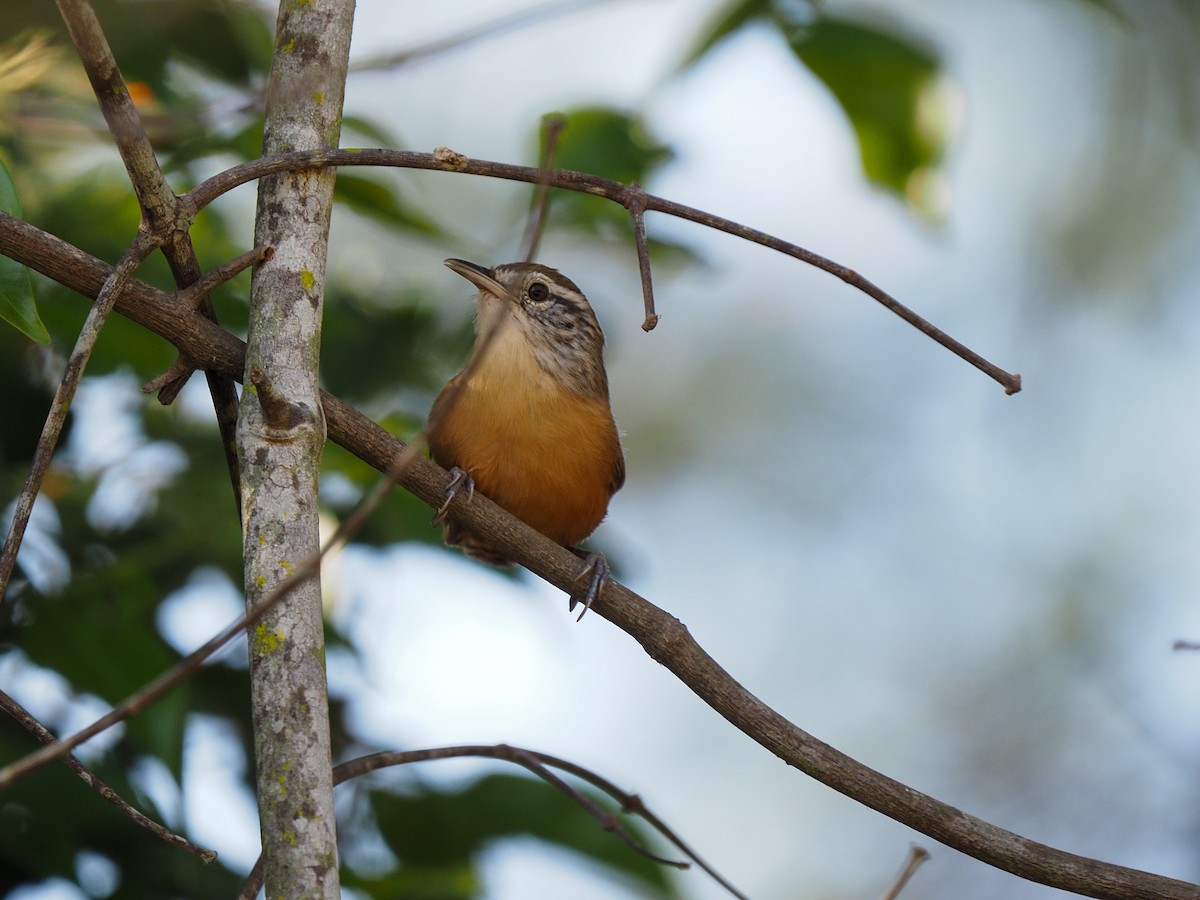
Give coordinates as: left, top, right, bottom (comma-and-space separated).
427, 258, 625, 617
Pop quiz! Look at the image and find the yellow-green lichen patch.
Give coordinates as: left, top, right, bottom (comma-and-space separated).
253, 622, 286, 654
299, 269, 316, 292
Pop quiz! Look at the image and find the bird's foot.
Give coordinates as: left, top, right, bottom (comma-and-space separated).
568, 548, 610, 622
432, 466, 475, 526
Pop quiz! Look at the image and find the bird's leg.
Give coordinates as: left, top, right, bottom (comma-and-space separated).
432, 466, 475, 526
568, 548, 610, 621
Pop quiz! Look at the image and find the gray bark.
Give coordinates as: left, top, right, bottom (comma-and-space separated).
238, 1, 356, 896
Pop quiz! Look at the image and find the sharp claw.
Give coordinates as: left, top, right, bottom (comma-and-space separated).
569, 551, 609, 621
432, 466, 475, 526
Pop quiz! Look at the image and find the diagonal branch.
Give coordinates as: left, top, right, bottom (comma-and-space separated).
521, 113, 567, 263
0, 230, 154, 601
53, 0, 242, 514
0, 689, 216, 863
880, 845, 931, 900
0, 215, 1187, 899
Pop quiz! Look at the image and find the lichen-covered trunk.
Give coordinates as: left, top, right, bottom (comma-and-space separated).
238, 1, 355, 896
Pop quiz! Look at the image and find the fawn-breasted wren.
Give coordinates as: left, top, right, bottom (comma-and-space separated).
428, 259, 624, 612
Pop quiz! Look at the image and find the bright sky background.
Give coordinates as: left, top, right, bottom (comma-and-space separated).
12, 1, 1200, 898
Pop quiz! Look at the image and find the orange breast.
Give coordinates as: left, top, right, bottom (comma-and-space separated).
429, 366, 622, 547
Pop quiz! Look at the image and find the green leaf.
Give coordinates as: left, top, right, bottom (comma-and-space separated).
679, 0, 779, 68
0, 159, 49, 344
783, 15, 944, 202
334, 172, 446, 237
369, 773, 674, 895
1064, 0, 1134, 27
552, 107, 673, 188
541, 107, 674, 240
679, 3, 947, 209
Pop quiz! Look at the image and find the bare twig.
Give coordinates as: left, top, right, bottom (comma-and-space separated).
141, 245, 273, 395
624, 182, 659, 331
238, 743, 749, 900
54, 0, 242, 511
0, 689, 216, 863
335, 745, 688, 867
1172, 640, 1200, 651
0, 232, 154, 602
522, 113, 567, 263
182, 149, 1022, 395
172, 244, 273, 311
879, 845, 931, 900
517, 748, 746, 898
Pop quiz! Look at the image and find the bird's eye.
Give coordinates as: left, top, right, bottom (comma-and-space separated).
527, 281, 550, 303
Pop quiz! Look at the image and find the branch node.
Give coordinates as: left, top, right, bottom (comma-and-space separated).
433, 146, 469, 170
174, 244, 274, 311
620, 792, 647, 815
249, 365, 310, 432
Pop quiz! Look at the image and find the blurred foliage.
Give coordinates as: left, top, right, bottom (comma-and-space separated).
0, 0, 969, 896
0, 159, 46, 344
684, 0, 947, 213
354, 773, 673, 897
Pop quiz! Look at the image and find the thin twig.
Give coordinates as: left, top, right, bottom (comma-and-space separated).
173, 244, 273, 311
0, 232, 155, 602
0, 689, 216, 863
520, 748, 746, 898
182, 149, 1022, 395
522, 113, 567, 263
238, 743, 750, 900
879, 845, 931, 900
141, 245, 273, 395
349, 0, 613, 73
340, 746, 686, 867
624, 182, 659, 331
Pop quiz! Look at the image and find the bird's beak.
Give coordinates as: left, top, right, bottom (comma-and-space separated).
444, 258, 512, 304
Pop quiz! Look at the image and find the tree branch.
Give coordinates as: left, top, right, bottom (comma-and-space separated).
53, 0, 242, 512
0, 213, 1186, 899
0, 230, 154, 601
181, 148, 1021, 395
0, 689, 216, 863
239, 742, 730, 900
